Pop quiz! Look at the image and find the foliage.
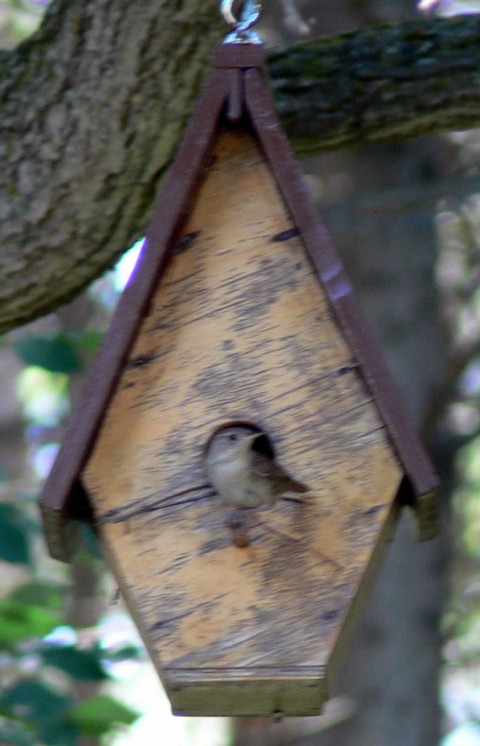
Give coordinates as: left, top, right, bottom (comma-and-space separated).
69, 695, 139, 739
14, 335, 83, 375
0, 503, 35, 566
0, 571, 142, 744
0, 501, 142, 744
0, 678, 137, 745
0, 263, 142, 743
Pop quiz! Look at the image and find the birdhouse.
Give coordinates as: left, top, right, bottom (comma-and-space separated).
39, 43, 439, 717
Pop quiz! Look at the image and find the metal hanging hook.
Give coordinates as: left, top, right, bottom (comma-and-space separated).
221, 0, 263, 44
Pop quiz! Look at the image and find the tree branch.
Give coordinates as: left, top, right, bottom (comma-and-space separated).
2, 6, 480, 334
270, 15, 480, 153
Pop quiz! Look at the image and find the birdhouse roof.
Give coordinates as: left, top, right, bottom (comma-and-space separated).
40, 43, 438, 562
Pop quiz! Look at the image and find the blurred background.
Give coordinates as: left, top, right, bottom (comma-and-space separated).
2, 0, 480, 744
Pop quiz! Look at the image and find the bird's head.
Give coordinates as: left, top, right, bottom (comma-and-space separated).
204, 421, 275, 463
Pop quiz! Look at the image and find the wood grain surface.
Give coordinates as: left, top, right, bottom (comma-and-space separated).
83, 128, 403, 715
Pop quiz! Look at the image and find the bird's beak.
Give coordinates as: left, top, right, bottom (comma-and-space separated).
238, 432, 260, 455
246, 433, 264, 448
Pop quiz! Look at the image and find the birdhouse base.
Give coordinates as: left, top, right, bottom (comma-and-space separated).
166, 667, 327, 717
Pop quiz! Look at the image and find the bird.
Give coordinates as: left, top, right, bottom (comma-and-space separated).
204, 422, 309, 509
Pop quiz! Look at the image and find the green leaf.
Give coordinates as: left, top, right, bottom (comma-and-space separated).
0, 680, 78, 746
38, 719, 79, 746
69, 330, 103, 356
0, 504, 31, 565
41, 645, 109, 681
0, 724, 36, 746
103, 643, 143, 663
68, 694, 139, 738
0, 680, 70, 724
0, 599, 60, 647
14, 336, 82, 373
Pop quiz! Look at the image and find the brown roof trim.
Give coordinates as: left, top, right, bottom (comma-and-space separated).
244, 67, 438, 499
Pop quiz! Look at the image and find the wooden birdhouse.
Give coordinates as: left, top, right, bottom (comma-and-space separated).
39, 43, 439, 717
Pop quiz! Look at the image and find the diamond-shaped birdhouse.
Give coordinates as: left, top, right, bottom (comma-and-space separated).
40, 44, 439, 717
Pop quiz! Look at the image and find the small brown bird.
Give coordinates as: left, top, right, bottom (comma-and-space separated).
204, 422, 309, 509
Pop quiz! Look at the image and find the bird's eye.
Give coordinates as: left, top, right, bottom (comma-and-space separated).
228, 433, 238, 442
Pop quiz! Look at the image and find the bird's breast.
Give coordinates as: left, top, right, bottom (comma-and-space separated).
207, 456, 271, 508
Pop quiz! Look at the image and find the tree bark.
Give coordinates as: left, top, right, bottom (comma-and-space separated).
2, 5, 480, 333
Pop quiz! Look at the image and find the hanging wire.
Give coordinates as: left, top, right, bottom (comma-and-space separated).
221, 0, 263, 44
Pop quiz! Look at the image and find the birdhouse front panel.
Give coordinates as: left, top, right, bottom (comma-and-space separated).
82, 126, 403, 715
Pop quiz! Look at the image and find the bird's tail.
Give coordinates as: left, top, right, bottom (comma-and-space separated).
287, 478, 310, 494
